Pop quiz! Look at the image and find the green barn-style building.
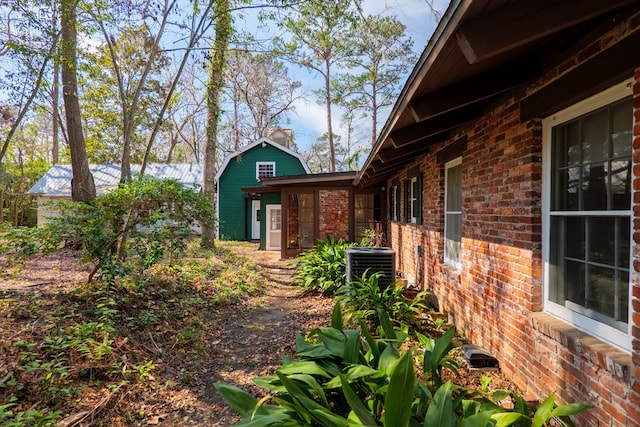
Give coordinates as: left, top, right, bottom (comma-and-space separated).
214, 136, 309, 248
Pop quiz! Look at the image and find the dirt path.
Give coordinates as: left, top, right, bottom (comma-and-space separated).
164, 245, 334, 426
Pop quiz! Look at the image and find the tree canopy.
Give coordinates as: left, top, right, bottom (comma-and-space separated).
0, 0, 422, 225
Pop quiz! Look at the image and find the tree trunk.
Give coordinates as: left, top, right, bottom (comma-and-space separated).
202, 0, 232, 248
52, 57, 60, 165
61, 0, 95, 203
325, 58, 335, 172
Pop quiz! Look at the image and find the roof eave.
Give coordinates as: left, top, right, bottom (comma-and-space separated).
356, 0, 471, 186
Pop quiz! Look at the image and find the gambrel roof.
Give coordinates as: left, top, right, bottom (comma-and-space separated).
214, 137, 310, 182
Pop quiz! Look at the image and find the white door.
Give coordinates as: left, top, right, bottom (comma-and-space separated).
266, 204, 282, 251
251, 200, 261, 240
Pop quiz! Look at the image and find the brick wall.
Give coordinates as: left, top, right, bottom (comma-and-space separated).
319, 189, 350, 241
386, 18, 639, 426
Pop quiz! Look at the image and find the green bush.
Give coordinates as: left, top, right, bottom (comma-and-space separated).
0, 177, 215, 284
215, 303, 590, 426
293, 236, 356, 295
336, 270, 432, 333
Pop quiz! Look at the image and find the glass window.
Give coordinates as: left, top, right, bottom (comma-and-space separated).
404, 173, 421, 224
390, 185, 399, 221
445, 158, 462, 269
287, 193, 314, 249
544, 80, 632, 349
256, 162, 275, 180
355, 193, 381, 241
409, 176, 418, 224
270, 209, 281, 231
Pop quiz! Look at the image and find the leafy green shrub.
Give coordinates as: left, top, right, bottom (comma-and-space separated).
336, 270, 432, 332
0, 177, 215, 284
215, 303, 589, 426
294, 236, 356, 295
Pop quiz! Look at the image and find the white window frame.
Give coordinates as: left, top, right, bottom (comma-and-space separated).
391, 184, 398, 221
444, 157, 462, 269
409, 176, 418, 224
542, 79, 633, 351
256, 161, 275, 180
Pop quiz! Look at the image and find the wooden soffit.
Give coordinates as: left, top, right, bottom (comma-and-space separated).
389, 105, 482, 148
409, 61, 540, 122
520, 28, 640, 121
455, 0, 637, 64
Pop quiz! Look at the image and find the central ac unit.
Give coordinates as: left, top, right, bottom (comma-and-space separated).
346, 247, 395, 288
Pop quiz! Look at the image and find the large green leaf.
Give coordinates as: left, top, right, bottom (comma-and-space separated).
423, 327, 456, 380
277, 372, 351, 426
343, 329, 362, 364
550, 402, 590, 418
278, 361, 331, 378
491, 412, 528, 427
234, 413, 301, 427
424, 381, 455, 427
532, 393, 555, 427
214, 383, 260, 418
360, 320, 381, 362
340, 374, 379, 426
377, 308, 397, 341
384, 351, 414, 427
378, 342, 400, 374
457, 412, 493, 427
287, 374, 330, 407
315, 327, 348, 356
324, 364, 380, 389
332, 302, 343, 330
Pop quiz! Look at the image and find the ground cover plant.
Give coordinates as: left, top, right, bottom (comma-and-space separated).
336, 270, 434, 333
0, 240, 268, 426
216, 303, 590, 426
293, 236, 357, 295
0, 177, 215, 284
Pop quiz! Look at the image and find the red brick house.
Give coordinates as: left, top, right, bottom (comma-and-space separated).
355, 0, 640, 424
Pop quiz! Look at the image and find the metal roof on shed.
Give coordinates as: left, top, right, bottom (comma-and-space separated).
28, 163, 203, 196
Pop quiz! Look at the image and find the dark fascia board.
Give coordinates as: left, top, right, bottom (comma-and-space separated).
520, 28, 640, 121
456, 0, 636, 64
377, 132, 447, 164
259, 172, 358, 187
437, 135, 468, 164
389, 105, 482, 148
409, 61, 541, 122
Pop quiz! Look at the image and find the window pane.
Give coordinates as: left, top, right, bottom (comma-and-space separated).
445, 212, 461, 262
588, 217, 614, 265
582, 109, 608, 164
588, 265, 615, 318
446, 165, 461, 211
618, 217, 630, 269
565, 217, 584, 259
610, 159, 631, 210
582, 163, 607, 210
299, 193, 313, 208
553, 120, 581, 169
552, 167, 579, 210
270, 210, 281, 230
618, 270, 629, 323
611, 98, 632, 158
300, 223, 314, 248
565, 260, 585, 305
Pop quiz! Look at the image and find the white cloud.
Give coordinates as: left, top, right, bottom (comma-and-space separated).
288, 99, 350, 150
